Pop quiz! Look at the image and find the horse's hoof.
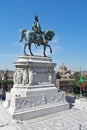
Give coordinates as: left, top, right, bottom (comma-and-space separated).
31, 54, 33, 56
50, 51, 52, 53
44, 55, 47, 57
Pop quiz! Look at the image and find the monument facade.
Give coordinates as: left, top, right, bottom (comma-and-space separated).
5, 14, 69, 120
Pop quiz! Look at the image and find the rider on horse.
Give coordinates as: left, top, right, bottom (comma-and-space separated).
32, 14, 42, 46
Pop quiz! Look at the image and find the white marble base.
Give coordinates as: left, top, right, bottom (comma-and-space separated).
5, 55, 69, 120
7, 90, 69, 120
13, 101, 69, 121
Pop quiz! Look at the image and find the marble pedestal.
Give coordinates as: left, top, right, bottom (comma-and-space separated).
5, 55, 69, 120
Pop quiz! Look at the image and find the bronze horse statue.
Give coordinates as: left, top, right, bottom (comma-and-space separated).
19, 29, 55, 57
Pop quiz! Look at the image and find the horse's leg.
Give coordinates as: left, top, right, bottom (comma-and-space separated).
29, 43, 33, 56
43, 45, 47, 57
24, 42, 28, 55
46, 44, 52, 53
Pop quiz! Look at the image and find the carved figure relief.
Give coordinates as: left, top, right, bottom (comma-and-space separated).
41, 95, 46, 104
17, 70, 23, 84
28, 70, 36, 85
22, 70, 29, 85
48, 73, 52, 84
52, 71, 56, 84
13, 70, 23, 84
15, 92, 66, 111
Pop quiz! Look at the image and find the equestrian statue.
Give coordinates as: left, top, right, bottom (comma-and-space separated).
19, 14, 55, 57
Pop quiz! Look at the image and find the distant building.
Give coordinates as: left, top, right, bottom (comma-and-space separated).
56, 78, 74, 92
56, 63, 71, 78
0, 69, 14, 80
56, 63, 74, 92
58, 63, 67, 74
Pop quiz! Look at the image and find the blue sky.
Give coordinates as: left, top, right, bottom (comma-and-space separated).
0, 0, 87, 71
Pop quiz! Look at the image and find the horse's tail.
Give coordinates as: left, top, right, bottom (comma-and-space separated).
19, 29, 26, 42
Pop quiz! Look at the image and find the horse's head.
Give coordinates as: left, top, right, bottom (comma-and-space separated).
44, 30, 55, 41
19, 29, 26, 42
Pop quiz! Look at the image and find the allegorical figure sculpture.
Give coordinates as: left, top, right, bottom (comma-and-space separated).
22, 70, 29, 85
13, 70, 23, 84
17, 70, 23, 84
28, 70, 36, 85
19, 14, 55, 57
